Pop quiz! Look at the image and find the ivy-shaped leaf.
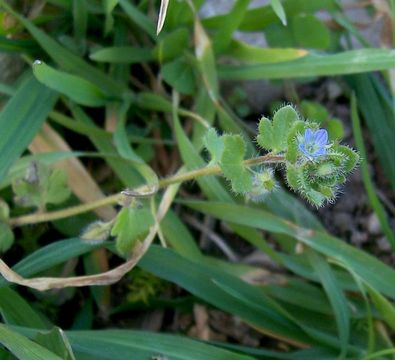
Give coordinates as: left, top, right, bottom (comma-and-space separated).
256, 117, 273, 151
111, 205, 154, 254
220, 135, 252, 193
272, 105, 299, 152
12, 163, 71, 209
45, 168, 71, 205
257, 105, 299, 153
203, 128, 224, 164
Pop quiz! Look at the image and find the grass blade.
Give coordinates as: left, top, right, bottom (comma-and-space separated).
0, 324, 62, 360
350, 93, 395, 249
307, 251, 350, 358
219, 49, 395, 80
184, 200, 395, 300
0, 75, 57, 182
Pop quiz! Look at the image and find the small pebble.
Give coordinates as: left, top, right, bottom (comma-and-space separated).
351, 231, 368, 246
367, 213, 382, 235
332, 212, 353, 232
377, 236, 391, 252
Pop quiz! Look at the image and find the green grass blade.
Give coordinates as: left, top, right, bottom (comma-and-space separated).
307, 251, 350, 358
0, 288, 49, 329
347, 74, 395, 192
224, 40, 307, 64
0, 0, 125, 96
67, 329, 254, 360
0, 324, 62, 360
89, 46, 154, 63
350, 93, 395, 249
219, 49, 395, 80
203, 0, 336, 31
184, 201, 395, 300
72, 0, 87, 51
0, 75, 57, 182
33, 61, 111, 107
118, 0, 156, 40
213, 0, 250, 53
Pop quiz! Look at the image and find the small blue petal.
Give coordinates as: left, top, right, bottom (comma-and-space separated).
304, 128, 313, 142
312, 147, 326, 157
314, 129, 328, 146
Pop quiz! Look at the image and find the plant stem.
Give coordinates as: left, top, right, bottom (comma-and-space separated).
8, 154, 284, 227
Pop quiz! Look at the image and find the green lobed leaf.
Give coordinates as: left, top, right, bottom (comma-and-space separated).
161, 57, 196, 95
292, 14, 330, 49
154, 28, 190, 63
111, 206, 154, 254
203, 128, 224, 163
220, 135, 252, 193
272, 105, 299, 152
256, 117, 274, 151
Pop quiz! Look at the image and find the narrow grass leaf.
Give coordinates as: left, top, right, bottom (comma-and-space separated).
33, 61, 110, 107
224, 40, 307, 64
0, 324, 62, 360
0, 0, 125, 96
184, 201, 395, 300
90, 46, 153, 63
203, 0, 336, 31
347, 74, 395, 192
307, 251, 350, 358
350, 94, 395, 249
72, 0, 87, 50
118, 0, 156, 40
67, 329, 254, 360
219, 49, 395, 80
0, 287, 49, 329
213, 0, 250, 53
0, 75, 57, 182
270, 0, 287, 25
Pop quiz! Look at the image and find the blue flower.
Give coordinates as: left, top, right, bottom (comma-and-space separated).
298, 129, 328, 159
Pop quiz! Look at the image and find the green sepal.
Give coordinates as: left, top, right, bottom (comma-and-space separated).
111, 205, 154, 255
286, 164, 300, 190
336, 145, 360, 172
220, 135, 252, 193
81, 221, 113, 244
305, 189, 326, 207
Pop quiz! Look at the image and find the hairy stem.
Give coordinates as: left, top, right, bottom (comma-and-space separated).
8, 154, 284, 226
